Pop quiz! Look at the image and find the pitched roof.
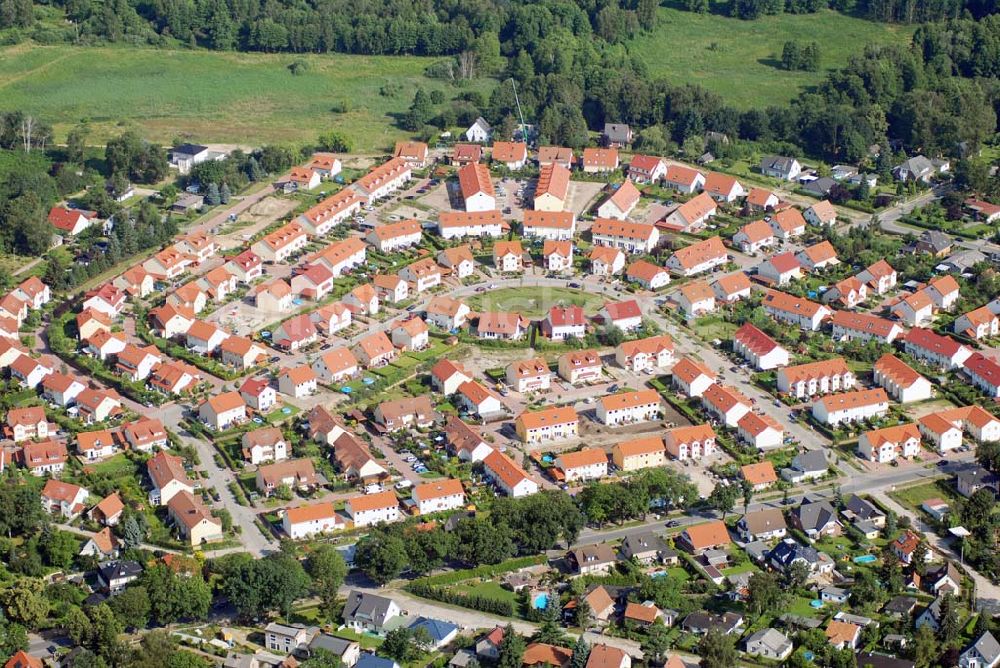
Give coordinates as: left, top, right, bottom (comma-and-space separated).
558, 448, 607, 470
591, 219, 656, 242
491, 141, 527, 163
458, 162, 495, 199
762, 289, 826, 318
799, 240, 838, 265
779, 357, 850, 383
535, 163, 571, 200
734, 323, 782, 355
516, 406, 578, 430
682, 519, 731, 550
524, 210, 574, 230
741, 461, 778, 486
669, 236, 726, 269
817, 388, 889, 412
874, 354, 925, 389
614, 436, 664, 458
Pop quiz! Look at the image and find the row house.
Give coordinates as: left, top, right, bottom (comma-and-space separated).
597, 179, 641, 220
857, 259, 897, 295
390, 317, 429, 351
540, 305, 587, 341
733, 219, 775, 254
919, 405, 1000, 452
712, 272, 752, 303
297, 188, 365, 236
737, 412, 784, 451
626, 260, 670, 290
366, 219, 422, 253
664, 424, 716, 461
776, 357, 854, 398
352, 157, 412, 203
671, 356, 717, 398
457, 162, 496, 212
346, 489, 400, 528
701, 383, 752, 427
23, 440, 68, 476
662, 192, 718, 232
309, 237, 367, 277
955, 306, 999, 340
475, 312, 528, 340
291, 264, 335, 301
830, 311, 904, 345
252, 222, 309, 263
425, 295, 471, 331
523, 210, 575, 240
733, 323, 789, 370
555, 449, 608, 482
399, 257, 442, 292
283, 502, 343, 540
964, 352, 1000, 398
374, 396, 435, 431
615, 334, 674, 373
665, 236, 727, 277
533, 163, 571, 212
437, 245, 476, 279
795, 240, 839, 271
612, 436, 666, 471
858, 423, 921, 464
493, 240, 525, 273
762, 290, 830, 331
873, 354, 933, 403
812, 389, 890, 426
483, 448, 538, 498
438, 210, 507, 239
902, 328, 972, 370
543, 240, 574, 273
596, 389, 663, 426
224, 249, 263, 284
515, 406, 579, 443
628, 154, 667, 183
198, 391, 247, 430
676, 281, 716, 318
663, 164, 705, 193
558, 349, 603, 384
804, 200, 837, 227
590, 219, 659, 254
412, 478, 466, 515
589, 246, 626, 276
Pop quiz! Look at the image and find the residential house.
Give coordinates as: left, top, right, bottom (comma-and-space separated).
542, 240, 574, 273
590, 219, 658, 254
555, 448, 608, 482
733, 323, 789, 370
873, 354, 932, 403
41, 479, 89, 518
662, 193, 717, 232
676, 281, 716, 318
523, 210, 575, 240
596, 390, 662, 425
663, 164, 706, 194
664, 424, 717, 461
776, 357, 855, 399
483, 449, 539, 497
515, 406, 578, 444
737, 508, 787, 542
737, 412, 784, 451
612, 436, 666, 472
533, 164, 571, 212
198, 391, 246, 430
615, 334, 674, 373
760, 156, 802, 181
671, 356, 716, 398
858, 423, 921, 463
812, 388, 890, 426
589, 246, 626, 276
665, 236, 727, 276
558, 349, 603, 384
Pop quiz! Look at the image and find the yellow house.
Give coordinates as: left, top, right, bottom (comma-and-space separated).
533, 164, 570, 212
167, 490, 223, 547
611, 436, 667, 472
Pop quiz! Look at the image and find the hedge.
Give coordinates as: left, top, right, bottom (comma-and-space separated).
406, 582, 515, 617
411, 555, 546, 587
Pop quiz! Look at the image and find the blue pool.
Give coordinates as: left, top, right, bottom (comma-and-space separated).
542, 455, 554, 464
810, 600, 823, 608
650, 571, 667, 579
803, 651, 815, 662
533, 593, 549, 610
854, 554, 877, 564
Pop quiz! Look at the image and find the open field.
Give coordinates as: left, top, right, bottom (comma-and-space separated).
467, 287, 606, 318
627, 4, 915, 108
0, 43, 491, 150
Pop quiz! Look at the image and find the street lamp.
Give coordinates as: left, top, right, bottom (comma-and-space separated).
950, 526, 970, 566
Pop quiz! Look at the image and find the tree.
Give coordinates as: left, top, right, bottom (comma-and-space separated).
0, 578, 48, 627
642, 623, 671, 661
300, 648, 344, 668
938, 593, 961, 646
786, 561, 811, 589
219, 183, 231, 204
569, 637, 589, 668
0, 618, 28, 658
404, 88, 434, 131
307, 545, 348, 620
381, 628, 423, 663
221, 553, 310, 620
108, 585, 151, 628
119, 512, 148, 549
708, 482, 739, 518
204, 182, 221, 206
453, 517, 516, 566
914, 623, 939, 668
64, 606, 91, 645
698, 628, 738, 668
747, 571, 785, 615
912, 541, 930, 575
354, 531, 408, 585
573, 599, 592, 629
39, 528, 78, 569
66, 124, 89, 165
740, 479, 754, 512
498, 625, 526, 668
142, 565, 212, 624
317, 131, 352, 153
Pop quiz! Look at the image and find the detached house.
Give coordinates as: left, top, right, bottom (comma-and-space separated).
665, 236, 727, 276
616, 334, 674, 373
663, 164, 705, 194
596, 180, 641, 220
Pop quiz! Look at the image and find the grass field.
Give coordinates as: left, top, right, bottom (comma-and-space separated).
0, 43, 490, 150
467, 287, 606, 317
628, 4, 915, 108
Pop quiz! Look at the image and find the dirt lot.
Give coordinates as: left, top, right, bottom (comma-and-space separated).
565, 181, 607, 217
216, 196, 298, 251
902, 397, 960, 419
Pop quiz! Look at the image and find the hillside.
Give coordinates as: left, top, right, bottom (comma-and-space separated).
0, 44, 490, 149
627, 5, 916, 108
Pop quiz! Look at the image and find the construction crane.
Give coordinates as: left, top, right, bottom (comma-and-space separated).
506, 78, 528, 143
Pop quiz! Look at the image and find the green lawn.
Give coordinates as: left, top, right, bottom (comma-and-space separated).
452, 580, 520, 605
786, 595, 824, 617
467, 287, 606, 318
890, 480, 958, 511
665, 566, 691, 582
691, 314, 737, 341
0, 43, 490, 149
627, 4, 915, 108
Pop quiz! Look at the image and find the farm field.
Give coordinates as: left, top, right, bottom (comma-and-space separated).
0, 43, 490, 150
467, 287, 606, 318
627, 4, 915, 108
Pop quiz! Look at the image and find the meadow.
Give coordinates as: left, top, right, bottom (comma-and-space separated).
627, 4, 915, 108
0, 43, 489, 150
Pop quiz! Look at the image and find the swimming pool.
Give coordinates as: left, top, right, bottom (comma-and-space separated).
810, 600, 823, 608
533, 593, 549, 610
853, 554, 877, 564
